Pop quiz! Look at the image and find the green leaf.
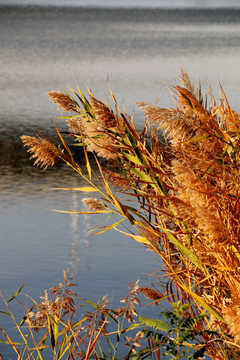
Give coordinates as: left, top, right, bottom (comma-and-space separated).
162, 230, 204, 272
8, 283, 26, 303
0, 310, 11, 316
123, 152, 143, 166
57, 332, 68, 358
124, 323, 142, 332
0, 339, 24, 345
129, 167, 153, 184
48, 317, 56, 350
139, 316, 171, 332
84, 298, 99, 309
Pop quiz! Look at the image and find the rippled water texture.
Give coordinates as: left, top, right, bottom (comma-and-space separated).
1, 3, 240, 357
1, 5, 240, 135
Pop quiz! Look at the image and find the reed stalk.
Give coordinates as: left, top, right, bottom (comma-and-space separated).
3, 68, 240, 358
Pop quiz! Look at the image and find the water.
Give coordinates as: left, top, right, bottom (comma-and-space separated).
2, 0, 240, 8
1, 4, 240, 137
1, 3, 240, 357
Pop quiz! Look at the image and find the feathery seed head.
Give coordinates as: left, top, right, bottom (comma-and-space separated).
67, 118, 85, 136
176, 86, 208, 120
179, 67, 195, 94
223, 305, 240, 343
91, 96, 117, 128
82, 197, 105, 211
21, 135, 62, 169
104, 169, 133, 190
48, 91, 80, 113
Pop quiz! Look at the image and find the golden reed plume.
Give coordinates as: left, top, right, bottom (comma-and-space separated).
48, 91, 80, 113
20, 71, 240, 355
21, 135, 62, 169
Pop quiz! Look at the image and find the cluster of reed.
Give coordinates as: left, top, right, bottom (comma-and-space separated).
18, 69, 240, 358
0, 270, 143, 359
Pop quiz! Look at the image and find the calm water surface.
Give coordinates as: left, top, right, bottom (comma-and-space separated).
1, 3, 240, 357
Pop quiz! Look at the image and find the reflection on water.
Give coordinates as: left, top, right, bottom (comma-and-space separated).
69, 184, 91, 276
1, 3, 240, 357
0, 161, 159, 298
1, 161, 161, 358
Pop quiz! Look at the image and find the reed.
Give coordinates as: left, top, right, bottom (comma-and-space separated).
2, 68, 240, 358
0, 271, 143, 359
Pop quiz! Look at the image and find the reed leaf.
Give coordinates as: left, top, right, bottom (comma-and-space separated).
92, 218, 125, 235
18, 70, 240, 357
162, 231, 205, 272
0, 311, 10, 316
7, 283, 26, 303
0, 328, 21, 357
176, 283, 225, 322
52, 209, 112, 214
123, 152, 145, 166
138, 316, 170, 332
48, 186, 98, 192
83, 139, 92, 180
114, 228, 151, 246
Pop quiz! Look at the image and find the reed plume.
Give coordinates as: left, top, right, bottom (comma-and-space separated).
26, 269, 77, 332
82, 197, 105, 211
91, 96, 117, 128
21, 134, 62, 169
20, 70, 240, 358
48, 91, 80, 113
67, 117, 85, 135
222, 305, 240, 343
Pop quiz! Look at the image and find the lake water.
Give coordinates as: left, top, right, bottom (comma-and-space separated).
1, 2, 240, 358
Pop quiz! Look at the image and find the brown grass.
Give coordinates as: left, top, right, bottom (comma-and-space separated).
19, 69, 240, 358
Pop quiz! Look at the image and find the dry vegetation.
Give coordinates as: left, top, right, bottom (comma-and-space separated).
2, 69, 240, 359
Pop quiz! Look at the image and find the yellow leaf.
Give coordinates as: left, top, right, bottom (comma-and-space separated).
115, 228, 150, 245
46, 186, 98, 192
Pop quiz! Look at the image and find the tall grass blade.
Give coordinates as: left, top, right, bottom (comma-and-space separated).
0, 327, 21, 357
7, 283, 26, 303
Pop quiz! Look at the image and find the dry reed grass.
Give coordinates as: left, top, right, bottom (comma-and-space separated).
18, 68, 240, 358
0, 271, 144, 359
